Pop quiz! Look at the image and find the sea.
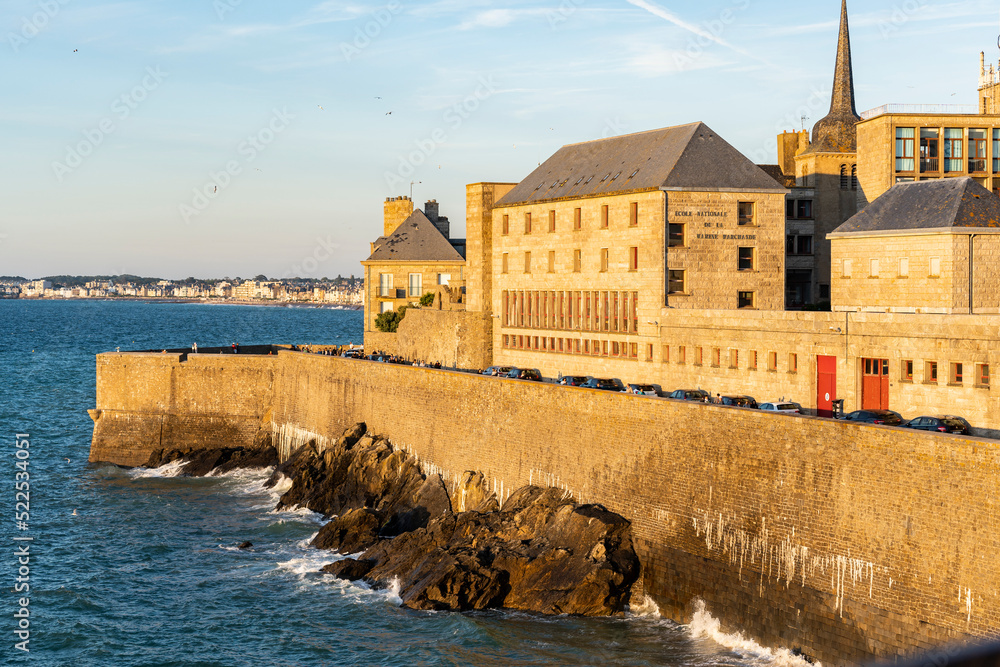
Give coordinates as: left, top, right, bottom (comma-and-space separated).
0, 300, 813, 666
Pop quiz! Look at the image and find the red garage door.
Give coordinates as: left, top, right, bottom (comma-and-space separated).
862, 358, 889, 410
817, 355, 837, 418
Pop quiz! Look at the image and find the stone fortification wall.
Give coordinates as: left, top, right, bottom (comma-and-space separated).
363, 309, 493, 371
92, 351, 1000, 664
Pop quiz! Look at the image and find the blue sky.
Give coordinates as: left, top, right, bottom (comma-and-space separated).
2, 0, 998, 280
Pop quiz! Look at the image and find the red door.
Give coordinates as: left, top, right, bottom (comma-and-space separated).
817, 355, 837, 418
862, 358, 890, 410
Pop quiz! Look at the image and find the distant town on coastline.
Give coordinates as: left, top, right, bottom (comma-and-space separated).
0, 275, 363, 306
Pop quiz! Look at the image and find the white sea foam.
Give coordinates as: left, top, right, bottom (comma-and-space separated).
626, 595, 662, 618
128, 460, 187, 478
687, 599, 820, 667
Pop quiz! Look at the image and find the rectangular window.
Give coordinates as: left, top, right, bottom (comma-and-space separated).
920, 128, 939, 173
548, 210, 556, 232
668, 269, 685, 294
711, 348, 721, 367
979, 363, 990, 386
738, 202, 754, 226
380, 300, 394, 313
574, 207, 582, 230
944, 128, 963, 172
924, 361, 938, 383
789, 353, 798, 373
630, 342, 638, 358
668, 223, 685, 247
524, 212, 532, 234
437, 273, 451, 286
601, 205, 609, 228
797, 235, 813, 255
678, 346, 686, 364
869, 258, 880, 278
573, 249, 581, 273
629, 202, 638, 226
994, 130, 1000, 173
612, 292, 619, 332
611, 341, 619, 356
896, 127, 915, 172
843, 259, 853, 278
502, 291, 509, 326
548, 250, 555, 273
695, 347, 703, 366
647, 343, 653, 361
501, 253, 509, 274
524, 252, 531, 274
768, 351, 777, 371
602, 291, 609, 331
786, 235, 795, 254
629, 246, 638, 271
502, 214, 510, 235
600, 248, 609, 272
796, 200, 813, 219
729, 348, 739, 369
930, 257, 941, 277
378, 273, 393, 298
408, 273, 422, 297
749, 350, 758, 370
632, 291, 638, 333
902, 360, 913, 381
738, 247, 755, 271
899, 258, 909, 277
738, 291, 755, 308
951, 362, 964, 385
786, 199, 795, 219
602, 340, 608, 356
969, 129, 987, 173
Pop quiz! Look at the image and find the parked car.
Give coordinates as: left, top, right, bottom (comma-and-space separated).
581, 377, 625, 392
717, 395, 758, 409
481, 366, 513, 377
559, 375, 589, 386
843, 409, 903, 426
667, 389, 709, 402
902, 415, 972, 435
341, 349, 364, 359
507, 367, 542, 381
759, 401, 801, 413
628, 383, 659, 396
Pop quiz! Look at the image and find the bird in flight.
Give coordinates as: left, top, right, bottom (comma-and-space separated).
73, 49, 78, 52
375, 96, 382, 100
385, 111, 392, 115
318, 105, 324, 110
214, 186, 218, 193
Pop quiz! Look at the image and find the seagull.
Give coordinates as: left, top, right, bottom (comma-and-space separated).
255, 168, 262, 172
72, 509, 77, 516
375, 96, 382, 100
73, 49, 78, 52
214, 186, 218, 193
318, 105, 324, 110
385, 111, 393, 115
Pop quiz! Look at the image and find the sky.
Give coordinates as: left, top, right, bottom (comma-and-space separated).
2, 0, 999, 281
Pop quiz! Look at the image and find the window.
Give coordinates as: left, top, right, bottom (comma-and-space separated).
668, 223, 685, 247
571, 207, 582, 230
819, 284, 829, 299
738, 247, 755, 271
786, 199, 794, 218
524, 252, 531, 273
926, 361, 938, 383
647, 343, 653, 361
630, 342, 638, 358
738, 202, 754, 226
951, 362, 964, 385
789, 353, 798, 373
629, 202, 638, 226
668, 269, 685, 294
501, 214, 510, 235
929, 257, 941, 277
797, 200, 813, 219
629, 246, 638, 271
738, 291, 755, 308
944, 128, 963, 172
600, 248, 609, 272
573, 249, 581, 273
786, 235, 795, 254
501, 253, 508, 274
840, 164, 848, 189
869, 259, 880, 278
601, 205, 609, 228
678, 346, 686, 364
898, 258, 909, 277
695, 347, 703, 366
408, 273, 422, 297
902, 360, 913, 381
851, 165, 858, 190
768, 351, 777, 371
978, 363, 990, 386
437, 273, 451, 286
843, 259, 853, 278
380, 300, 394, 313
748, 350, 757, 370
920, 128, 939, 172
712, 347, 721, 367
895, 127, 915, 171
994, 130, 1000, 173
548, 210, 556, 232
548, 250, 555, 273
729, 349, 739, 369
524, 212, 532, 234
969, 129, 987, 173
797, 235, 813, 255
379, 273, 393, 298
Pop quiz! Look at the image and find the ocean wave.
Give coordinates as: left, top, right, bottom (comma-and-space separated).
687, 599, 820, 667
127, 460, 187, 478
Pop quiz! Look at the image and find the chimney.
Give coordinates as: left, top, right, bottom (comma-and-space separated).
383, 195, 413, 237
424, 199, 450, 238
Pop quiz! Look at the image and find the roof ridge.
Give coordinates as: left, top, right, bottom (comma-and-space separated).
560, 121, 702, 148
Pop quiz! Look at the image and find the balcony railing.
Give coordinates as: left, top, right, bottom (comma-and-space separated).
861, 104, 978, 120
379, 287, 395, 298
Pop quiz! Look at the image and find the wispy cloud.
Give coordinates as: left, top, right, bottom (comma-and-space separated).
456, 8, 550, 30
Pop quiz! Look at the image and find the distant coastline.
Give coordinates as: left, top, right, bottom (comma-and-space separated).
10, 297, 362, 310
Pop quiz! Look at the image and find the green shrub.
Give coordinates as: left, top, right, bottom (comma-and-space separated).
374, 305, 408, 333
419, 292, 435, 307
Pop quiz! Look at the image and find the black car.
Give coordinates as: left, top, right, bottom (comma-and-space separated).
843, 409, 903, 426
581, 377, 625, 392
481, 366, 513, 377
507, 368, 542, 381
718, 395, 758, 409
903, 415, 972, 435
668, 389, 709, 402
559, 375, 589, 386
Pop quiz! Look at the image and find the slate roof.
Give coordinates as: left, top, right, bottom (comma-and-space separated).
831, 178, 1000, 234
495, 122, 785, 207
757, 164, 795, 188
366, 210, 465, 262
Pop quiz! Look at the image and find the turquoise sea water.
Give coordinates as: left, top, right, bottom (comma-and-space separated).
0, 300, 794, 666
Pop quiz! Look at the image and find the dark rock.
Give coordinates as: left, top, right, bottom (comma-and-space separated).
312, 508, 383, 554
237, 541, 253, 550
142, 446, 278, 477
212, 446, 278, 475
321, 558, 375, 581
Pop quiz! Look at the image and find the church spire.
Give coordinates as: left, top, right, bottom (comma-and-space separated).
804, 0, 860, 154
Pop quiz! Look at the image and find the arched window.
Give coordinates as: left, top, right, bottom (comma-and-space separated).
851, 164, 858, 190
840, 164, 848, 189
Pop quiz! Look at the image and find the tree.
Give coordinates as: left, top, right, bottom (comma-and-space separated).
374, 305, 408, 333
419, 292, 435, 307
254, 274, 267, 281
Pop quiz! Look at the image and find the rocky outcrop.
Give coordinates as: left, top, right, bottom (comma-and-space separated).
143, 446, 278, 476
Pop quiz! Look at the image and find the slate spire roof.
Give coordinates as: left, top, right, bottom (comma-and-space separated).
830, 178, 1000, 234
495, 121, 784, 207
366, 209, 465, 262
803, 0, 860, 154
